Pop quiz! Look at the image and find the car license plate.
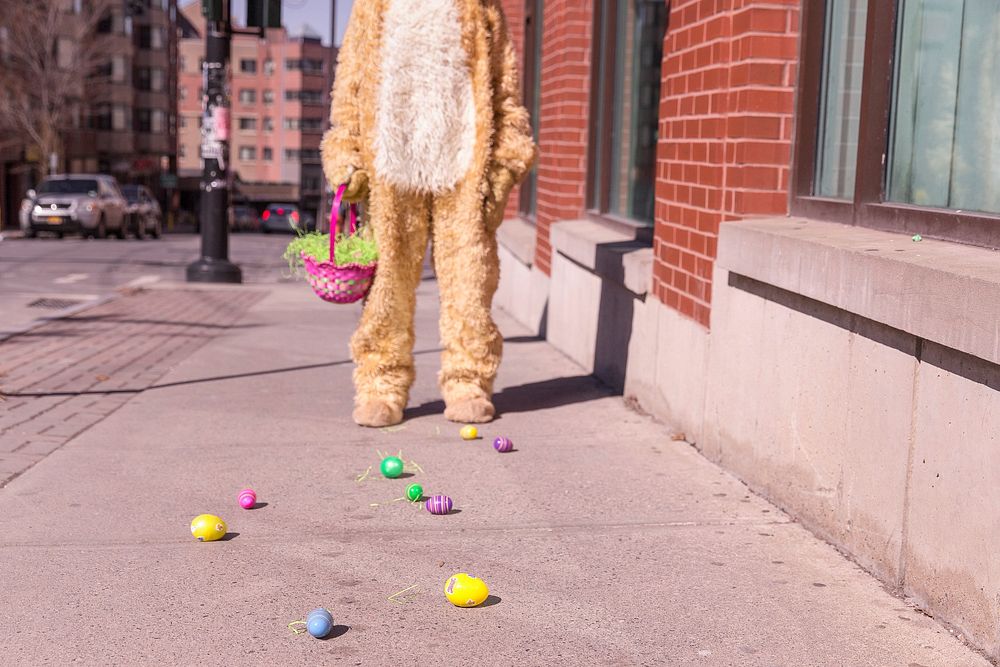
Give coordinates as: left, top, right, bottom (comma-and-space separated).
47, 216, 62, 223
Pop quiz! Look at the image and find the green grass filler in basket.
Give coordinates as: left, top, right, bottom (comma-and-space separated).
283, 184, 378, 304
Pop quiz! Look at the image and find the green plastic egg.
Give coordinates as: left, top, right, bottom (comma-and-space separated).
406, 483, 423, 502
380, 456, 405, 479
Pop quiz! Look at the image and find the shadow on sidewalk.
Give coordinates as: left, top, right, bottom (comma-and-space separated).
405, 374, 613, 419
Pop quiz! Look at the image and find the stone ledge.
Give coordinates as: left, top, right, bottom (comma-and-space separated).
551, 219, 652, 296
496, 216, 537, 267
717, 217, 1000, 366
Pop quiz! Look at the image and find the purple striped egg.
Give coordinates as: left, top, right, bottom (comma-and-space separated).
425, 495, 453, 515
493, 436, 514, 453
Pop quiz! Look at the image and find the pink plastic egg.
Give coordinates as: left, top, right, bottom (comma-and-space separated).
238, 488, 256, 509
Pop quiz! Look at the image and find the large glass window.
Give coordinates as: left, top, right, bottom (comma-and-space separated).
794, 1, 1000, 246
518, 0, 543, 220
589, 0, 668, 224
815, 0, 868, 199
888, 0, 1000, 214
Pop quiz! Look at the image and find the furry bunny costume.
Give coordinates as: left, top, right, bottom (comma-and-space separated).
321, 0, 536, 427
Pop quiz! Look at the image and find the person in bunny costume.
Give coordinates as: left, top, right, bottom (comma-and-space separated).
321, 0, 536, 428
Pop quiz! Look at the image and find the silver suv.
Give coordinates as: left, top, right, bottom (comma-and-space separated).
20, 174, 129, 239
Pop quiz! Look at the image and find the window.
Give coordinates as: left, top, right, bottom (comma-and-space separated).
135, 67, 151, 91
179, 86, 187, 101
238, 146, 257, 161
793, 1, 1000, 247
179, 115, 186, 128
238, 89, 257, 104
283, 118, 324, 132
179, 144, 186, 158
136, 109, 151, 132
263, 89, 274, 104
238, 117, 257, 130
263, 117, 274, 131
112, 104, 128, 130
263, 147, 273, 161
132, 68, 164, 92
136, 25, 162, 49
519, 0, 544, 220
285, 89, 324, 104
151, 109, 164, 133
588, 0, 668, 224
240, 58, 257, 74
57, 38, 75, 70
284, 148, 321, 162
286, 58, 324, 73
91, 104, 112, 130
264, 58, 275, 75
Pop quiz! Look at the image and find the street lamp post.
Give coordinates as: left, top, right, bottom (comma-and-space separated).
187, 1, 241, 283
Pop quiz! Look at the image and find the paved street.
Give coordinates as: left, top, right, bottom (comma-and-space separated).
0, 234, 293, 338
0, 252, 989, 665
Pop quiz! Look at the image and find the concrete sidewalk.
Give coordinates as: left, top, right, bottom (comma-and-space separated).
0, 278, 988, 666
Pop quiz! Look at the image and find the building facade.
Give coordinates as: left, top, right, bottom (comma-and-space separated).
176, 1, 333, 217
0, 0, 179, 230
495, 0, 1000, 658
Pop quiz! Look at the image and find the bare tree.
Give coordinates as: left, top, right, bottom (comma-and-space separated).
0, 0, 122, 176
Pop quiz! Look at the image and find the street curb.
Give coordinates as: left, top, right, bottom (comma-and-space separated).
0, 275, 160, 344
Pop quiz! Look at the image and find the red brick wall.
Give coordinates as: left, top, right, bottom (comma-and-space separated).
532, 0, 594, 275
652, 0, 800, 326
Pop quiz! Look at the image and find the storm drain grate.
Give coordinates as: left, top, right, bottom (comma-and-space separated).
27, 297, 87, 310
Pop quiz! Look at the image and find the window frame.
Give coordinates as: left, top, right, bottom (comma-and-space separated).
792, 1, 1000, 248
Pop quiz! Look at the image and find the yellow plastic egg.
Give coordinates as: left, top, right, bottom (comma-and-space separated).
444, 573, 490, 607
460, 425, 478, 440
190, 514, 227, 542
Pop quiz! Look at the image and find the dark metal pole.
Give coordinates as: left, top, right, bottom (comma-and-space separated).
187, 0, 241, 283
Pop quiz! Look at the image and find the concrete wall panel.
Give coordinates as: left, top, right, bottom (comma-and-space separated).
904, 357, 1000, 656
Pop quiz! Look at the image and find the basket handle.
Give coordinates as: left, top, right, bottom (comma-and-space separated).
329, 183, 360, 260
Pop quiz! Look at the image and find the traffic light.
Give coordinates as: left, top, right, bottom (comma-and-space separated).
246, 0, 281, 29
201, 0, 224, 21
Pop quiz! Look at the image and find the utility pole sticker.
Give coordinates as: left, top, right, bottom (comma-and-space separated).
200, 61, 230, 173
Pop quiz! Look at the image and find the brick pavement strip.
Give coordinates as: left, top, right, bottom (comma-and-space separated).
0, 288, 264, 486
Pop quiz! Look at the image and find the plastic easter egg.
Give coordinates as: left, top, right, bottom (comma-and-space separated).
425, 494, 453, 515
492, 436, 514, 453
238, 488, 256, 509
190, 514, 227, 542
380, 456, 405, 479
460, 425, 478, 440
306, 607, 333, 638
406, 483, 423, 502
444, 573, 490, 607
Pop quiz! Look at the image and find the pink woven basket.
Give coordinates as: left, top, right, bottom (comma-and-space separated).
302, 183, 377, 304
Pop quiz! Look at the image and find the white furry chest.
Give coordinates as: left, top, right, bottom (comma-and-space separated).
373, 0, 476, 193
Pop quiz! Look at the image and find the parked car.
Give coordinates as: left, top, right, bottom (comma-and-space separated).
20, 174, 129, 239
260, 203, 313, 233
121, 184, 163, 239
229, 205, 259, 232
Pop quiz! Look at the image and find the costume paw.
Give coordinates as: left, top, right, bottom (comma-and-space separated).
353, 399, 403, 427
444, 397, 495, 424
342, 168, 369, 202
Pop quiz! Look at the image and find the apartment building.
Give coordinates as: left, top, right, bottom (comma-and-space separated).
0, 0, 179, 230
176, 1, 333, 217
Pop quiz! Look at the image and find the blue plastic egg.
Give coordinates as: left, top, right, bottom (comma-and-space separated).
306, 607, 333, 638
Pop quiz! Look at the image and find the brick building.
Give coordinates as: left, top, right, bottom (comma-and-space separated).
0, 0, 179, 230
493, 0, 1000, 658
176, 1, 333, 217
